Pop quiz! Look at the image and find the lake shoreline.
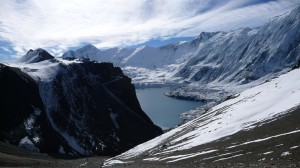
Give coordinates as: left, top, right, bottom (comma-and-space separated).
136, 87, 203, 129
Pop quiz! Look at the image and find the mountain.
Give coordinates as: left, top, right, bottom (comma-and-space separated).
0, 49, 162, 156
175, 7, 300, 84
16, 48, 54, 64
104, 66, 300, 167
165, 6, 300, 121
62, 32, 217, 69
62, 6, 300, 93
62, 44, 99, 60
61, 6, 300, 122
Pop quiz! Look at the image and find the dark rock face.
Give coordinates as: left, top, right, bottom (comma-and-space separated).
0, 63, 61, 153
41, 61, 162, 156
0, 64, 43, 142
0, 52, 162, 156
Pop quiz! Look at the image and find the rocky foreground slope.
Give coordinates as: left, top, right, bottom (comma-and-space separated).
0, 49, 162, 156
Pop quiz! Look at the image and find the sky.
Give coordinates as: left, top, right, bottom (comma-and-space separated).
0, 0, 300, 60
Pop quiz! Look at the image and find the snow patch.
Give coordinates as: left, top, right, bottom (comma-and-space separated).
227, 129, 300, 149
79, 162, 87, 167
201, 151, 242, 161
290, 146, 299, 149
281, 151, 291, 156
32, 136, 40, 143
214, 153, 245, 162
9, 60, 60, 82
24, 115, 35, 131
103, 160, 127, 167
19, 136, 39, 152
166, 150, 217, 163
263, 151, 273, 155
143, 157, 160, 161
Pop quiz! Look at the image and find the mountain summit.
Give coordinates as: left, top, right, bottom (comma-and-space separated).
16, 48, 54, 64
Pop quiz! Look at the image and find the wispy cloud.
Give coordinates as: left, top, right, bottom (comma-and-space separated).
0, 0, 299, 57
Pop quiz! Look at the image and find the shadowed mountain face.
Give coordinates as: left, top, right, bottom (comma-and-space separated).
0, 50, 162, 156
0, 64, 45, 140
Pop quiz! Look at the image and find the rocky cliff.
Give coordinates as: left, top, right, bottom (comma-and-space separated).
0, 49, 162, 156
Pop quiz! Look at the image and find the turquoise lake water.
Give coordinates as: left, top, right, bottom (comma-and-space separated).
136, 88, 202, 129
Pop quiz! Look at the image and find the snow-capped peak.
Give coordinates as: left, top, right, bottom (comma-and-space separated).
190, 31, 220, 46
78, 44, 99, 52
62, 44, 100, 59
16, 48, 54, 64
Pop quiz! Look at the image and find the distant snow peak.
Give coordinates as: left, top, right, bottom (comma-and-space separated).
17, 48, 54, 64
62, 44, 100, 60
195, 31, 220, 42
26, 49, 34, 54
81, 44, 98, 50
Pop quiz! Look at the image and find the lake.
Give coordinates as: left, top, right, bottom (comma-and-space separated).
136, 87, 202, 129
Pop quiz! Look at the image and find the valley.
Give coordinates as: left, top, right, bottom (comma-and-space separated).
0, 4, 300, 168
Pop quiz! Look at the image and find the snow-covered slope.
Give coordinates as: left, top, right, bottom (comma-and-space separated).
104, 66, 300, 166
175, 6, 300, 84
0, 49, 162, 156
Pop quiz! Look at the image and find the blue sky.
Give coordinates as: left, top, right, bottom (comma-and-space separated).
0, 0, 300, 60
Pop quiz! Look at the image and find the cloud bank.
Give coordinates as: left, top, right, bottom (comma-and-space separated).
0, 0, 299, 57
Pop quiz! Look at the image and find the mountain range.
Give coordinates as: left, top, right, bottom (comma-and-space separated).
62, 6, 300, 122
0, 5, 299, 168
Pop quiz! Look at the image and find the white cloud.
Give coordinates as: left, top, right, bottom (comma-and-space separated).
0, 0, 299, 57
0, 46, 11, 53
